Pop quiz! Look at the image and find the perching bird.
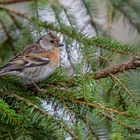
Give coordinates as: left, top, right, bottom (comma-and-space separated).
0, 31, 63, 84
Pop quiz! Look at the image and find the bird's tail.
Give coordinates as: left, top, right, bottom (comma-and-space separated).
0, 66, 11, 76
0, 69, 9, 76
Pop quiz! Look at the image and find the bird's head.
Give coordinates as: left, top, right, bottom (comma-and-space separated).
39, 31, 63, 51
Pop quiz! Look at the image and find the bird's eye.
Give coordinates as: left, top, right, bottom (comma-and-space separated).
50, 40, 55, 43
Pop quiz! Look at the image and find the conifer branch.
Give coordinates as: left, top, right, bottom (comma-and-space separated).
109, 73, 138, 104
110, 0, 140, 33
0, 6, 140, 56
36, 21, 140, 56
82, 0, 98, 35
0, 0, 32, 4
8, 93, 78, 139
37, 90, 136, 119
82, 118, 100, 140
0, 5, 30, 19
7, 128, 14, 140
0, 98, 23, 125
34, 87, 140, 134
8, 13, 21, 28
103, 112, 140, 134
94, 59, 140, 80
118, 121, 140, 134
73, 100, 127, 116
37, 91, 140, 134
0, 0, 140, 139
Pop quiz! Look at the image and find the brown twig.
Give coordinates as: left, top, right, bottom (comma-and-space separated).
36, 88, 133, 118
109, 73, 138, 104
0, 0, 32, 4
37, 91, 140, 134
73, 99, 127, 116
8, 13, 21, 28
94, 59, 140, 80
102, 111, 140, 134
0, 5, 30, 20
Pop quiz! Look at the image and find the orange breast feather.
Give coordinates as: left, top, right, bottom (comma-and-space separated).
38, 48, 60, 67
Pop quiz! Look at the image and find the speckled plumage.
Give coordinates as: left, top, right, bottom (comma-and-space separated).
0, 32, 63, 84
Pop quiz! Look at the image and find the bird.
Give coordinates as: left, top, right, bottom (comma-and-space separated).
0, 31, 63, 85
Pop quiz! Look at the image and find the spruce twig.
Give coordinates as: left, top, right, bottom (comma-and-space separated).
0, 5, 30, 20
0, 0, 32, 4
94, 58, 140, 80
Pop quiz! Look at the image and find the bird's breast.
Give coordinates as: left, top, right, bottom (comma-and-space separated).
22, 48, 60, 82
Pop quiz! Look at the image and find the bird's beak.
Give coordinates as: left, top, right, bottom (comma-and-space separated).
57, 43, 64, 47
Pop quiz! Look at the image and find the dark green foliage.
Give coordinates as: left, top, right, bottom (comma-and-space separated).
0, 0, 140, 140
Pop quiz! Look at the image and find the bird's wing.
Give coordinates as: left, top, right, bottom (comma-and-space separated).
23, 54, 50, 67
21, 43, 43, 54
0, 53, 50, 74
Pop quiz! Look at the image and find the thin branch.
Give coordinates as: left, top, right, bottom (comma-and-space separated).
37, 91, 140, 134
118, 92, 126, 111
0, 0, 32, 4
94, 59, 140, 80
102, 111, 140, 134
118, 121, 140, 134
7, 128, 14, 140
109, 73, 138, 104
8, 93, 78, 140
0, 5, 30, 20
82, 0, 98, 36
63, 7, 74, 27
110, 0, 140, 33
82, 117, 100, 140
37, 21, 140, 56
8, 13, 21, 28
37, 90, 131, 118
74, 100, 125, 115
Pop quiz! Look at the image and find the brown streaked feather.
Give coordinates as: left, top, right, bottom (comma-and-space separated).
21, 43, 44, 54
5, 42, 45, 66
0, 32, 60, 77
0, 52, 50, 75
23, 55, 50, 67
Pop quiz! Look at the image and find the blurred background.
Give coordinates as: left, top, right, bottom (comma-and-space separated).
0, 0, 140, 140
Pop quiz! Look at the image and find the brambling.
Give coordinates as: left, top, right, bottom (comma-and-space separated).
0, 31, 63, 84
